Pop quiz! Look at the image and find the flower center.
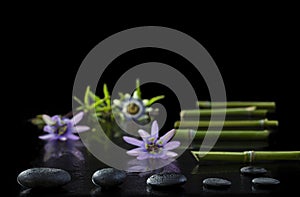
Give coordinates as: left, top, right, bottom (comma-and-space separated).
126, 102, 140, 115
55, 125, 68, 136
146, 143, 162, 154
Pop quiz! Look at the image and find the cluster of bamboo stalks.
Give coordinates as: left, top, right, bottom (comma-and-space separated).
175, 101, 278, 142
174, 101, 300, 162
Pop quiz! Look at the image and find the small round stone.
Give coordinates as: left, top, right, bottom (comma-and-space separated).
92, 168, 126, 188
17, 168, 71, 188
203, 178, 231, 189
146, 173, 187, 188
240, 166, 267, 175
252, 177, 280, 187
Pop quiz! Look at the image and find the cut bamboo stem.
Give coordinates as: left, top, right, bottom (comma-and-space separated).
191, 151, 300, 163
174, 119, 278, 129
189, 141, 269, 151
175, 129, 271, 141
180, 108, 268, 120
197, 101, 276, 111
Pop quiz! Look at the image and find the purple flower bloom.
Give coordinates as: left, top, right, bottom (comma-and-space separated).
123, 120, 180, 160
39, 112, 90, 141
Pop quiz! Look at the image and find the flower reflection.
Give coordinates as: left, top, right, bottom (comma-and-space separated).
43, 140, 84, 162
126, 158, 180, 177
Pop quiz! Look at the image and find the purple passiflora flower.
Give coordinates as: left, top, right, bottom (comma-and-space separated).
39, 112, 90, 141
123, 120, 180, 160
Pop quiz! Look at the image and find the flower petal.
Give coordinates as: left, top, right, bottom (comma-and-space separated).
59, 136, 68, 141
113, 99, 121, 107
71, 112, 84, 125
126, 148, 144, 156
137, 152, 150, 160
42, 115, 56, 125
166, 151, 178, 158
73, 125, 90, 133
151, 120, 159, 138
145, 107, 153, 112
142, 99, 149, 106
39, 134, 55, 140
164, 141, 180, 150
123, 136, 143, 146
138, 129, 150, 141
67, 134, 80, 141
124, 93, 131, 100
158, 129, 175, 145
43, 125, 55, 133
133, 91, 139, 99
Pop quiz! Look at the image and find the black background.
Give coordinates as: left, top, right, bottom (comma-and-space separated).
5, 5, 300, 196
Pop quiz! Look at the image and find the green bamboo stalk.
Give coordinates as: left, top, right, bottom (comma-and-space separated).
190, 141, 269, 151
191, 151, 300, 163
180, 108, 268, 120
197, 101, 276, 111
174, 119, 278, 129
176, 129, 271, 141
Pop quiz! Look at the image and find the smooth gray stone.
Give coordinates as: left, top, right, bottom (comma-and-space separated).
92, 168, 127, 188
240, 166, 267, 175
203, 178, 231, 189
146, 173, 187, 188
252, 177, 280, 187
17, 168, 71, 188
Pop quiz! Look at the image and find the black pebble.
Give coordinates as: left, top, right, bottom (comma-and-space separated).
252, 177, 280, 188
240, 166, 267, 176
92, 168, 126, 188
203, 178, 231, 189
17, 168, 71, 188
146, 173, 187, 188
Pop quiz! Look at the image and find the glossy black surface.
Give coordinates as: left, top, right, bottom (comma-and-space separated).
9, 10, 300, 196
14, 131, 300, 196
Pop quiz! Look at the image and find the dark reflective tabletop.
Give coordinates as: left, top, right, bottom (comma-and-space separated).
15, 131, 300, 196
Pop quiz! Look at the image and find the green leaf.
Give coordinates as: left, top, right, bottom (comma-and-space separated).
146, 95, 165, 107
90, 99, 105, 109
136, 79, 142, 99
84, 86, 91, 106
88, 90, 101, 102
42, 114, 56, 125
30, 117, 45, 125
103, 84, 109, 98
95, 106, 111, 112
73, 96, 84, 106
103, 84, 111, 107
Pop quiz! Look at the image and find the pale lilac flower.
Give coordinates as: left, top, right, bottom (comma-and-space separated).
39, 112, 90, 141
123, 120, 180, 160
